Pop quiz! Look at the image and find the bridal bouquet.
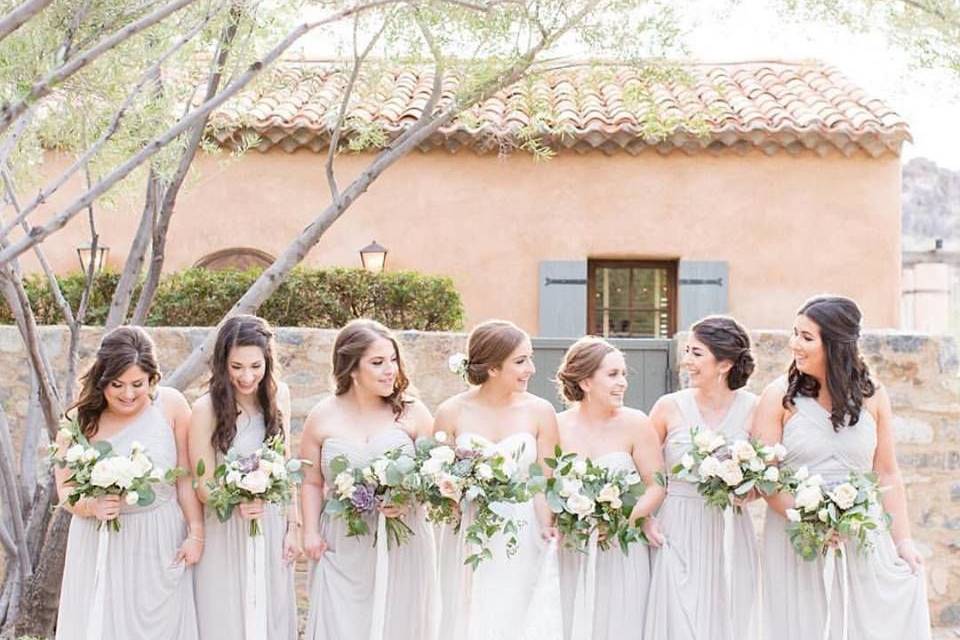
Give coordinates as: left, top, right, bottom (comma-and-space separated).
672, 428, 787, 513
415, 432, 534, 568
324, 447, 421, 547
540, 447, 648, 554
50, 421, 182, 531
201, 433, 309, 536
783, 467, 890, 560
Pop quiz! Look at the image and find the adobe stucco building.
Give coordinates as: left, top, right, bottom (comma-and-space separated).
25, 60, 910, 336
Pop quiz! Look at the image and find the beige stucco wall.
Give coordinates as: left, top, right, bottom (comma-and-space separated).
16, 148, 902, 331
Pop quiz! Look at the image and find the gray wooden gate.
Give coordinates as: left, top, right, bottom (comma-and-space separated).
530, 337, 676, 412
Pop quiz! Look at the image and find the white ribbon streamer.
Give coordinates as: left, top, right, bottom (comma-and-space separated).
244, 519, 267, 640
85, 525, 110, 640
570, 529, 599, 640
369, 513, 389, 640
821, 543, 850, 640
723, 508, 735, 597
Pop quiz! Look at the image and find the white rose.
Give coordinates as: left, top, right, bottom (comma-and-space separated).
731, 440, 757, 463
475, 463, 494, 481
257, 459, 274, 476
434, 431, 447, 443
763, 466, 780, 483
239, 469, 270, 495
681, 453, 695, 470
501, 458, 519, 479
112, 457, 139, 489
430, 446, 456, 465
818, 508, 829, 522
747, 457, 765, 473
149, 467, 166, 482
58, 427, 73, 441
421, 458, 443, 477
448, 353, 468, 374
597, 483, 622, 509
65, 444, 85, 464
130, 440, 144, 454
226, 470, 242, 486
372, 459, 390, 484
806, 474, 824, 487
572, 460, 588, 476
271, 464, 287, 480
794, 484, 823, 512
81, 448, 100, 463
694, 430, 724, 454
566, 493, 595, 517
125, 491, 140, 506
558, 477, 583, 498
718, 459, 744, 487
794, 466, 809, 482
829, 483, 859, 511
90, 458, 117, 488
361, 466, 377, 484
771, 443, 787, 461
334, 471, 356, 497
699, 456, 721, 479
785, 508, 801, 522
130, 451, 152, 477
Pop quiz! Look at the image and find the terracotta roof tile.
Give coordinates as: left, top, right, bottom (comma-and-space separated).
207, 60, 910, 157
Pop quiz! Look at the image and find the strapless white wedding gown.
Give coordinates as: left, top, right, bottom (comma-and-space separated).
436, 432, 563, 640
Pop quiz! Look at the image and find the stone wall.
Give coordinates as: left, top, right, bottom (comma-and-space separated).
1, 326, 958, 629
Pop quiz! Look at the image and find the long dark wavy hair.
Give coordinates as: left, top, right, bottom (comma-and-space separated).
782, 296, 876, 432
333, 319, 410, 420
70, 327, 161, 438
209, 315, 283, 454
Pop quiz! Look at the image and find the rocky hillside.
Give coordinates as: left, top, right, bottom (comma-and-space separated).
902, 157, 960, 243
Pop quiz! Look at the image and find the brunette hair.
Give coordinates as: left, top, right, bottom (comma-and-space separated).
332, 319, 409, 419
691, 315, 755, 390
209, 315, 283, 454
783, 295, 875, 432
463, 320, 528, 386
71, 326, 161, 438
555, 336, 619, 404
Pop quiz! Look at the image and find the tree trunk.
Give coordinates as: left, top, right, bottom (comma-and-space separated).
10, 508, 70, 638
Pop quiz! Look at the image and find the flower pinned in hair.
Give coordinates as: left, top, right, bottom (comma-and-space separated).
448, 353, 469, 380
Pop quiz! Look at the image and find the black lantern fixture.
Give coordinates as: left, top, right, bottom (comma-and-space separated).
359, 240, 387, 273
76, 243, 110, 274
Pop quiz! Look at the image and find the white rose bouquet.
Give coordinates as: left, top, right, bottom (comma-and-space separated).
671, 427, 788, 513
323, 447, 420, 547
415, 433, 534, 568
782, 467, 890, 560
50, 420, 183, 531
539, 447, 648, 554
202, 433, 309, 536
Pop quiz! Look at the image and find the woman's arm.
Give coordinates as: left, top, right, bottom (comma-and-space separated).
752, 382, 793, 518
187, 395, 216, 504
300, 406, 327, 560
278, 383, 300, 527
871, 386, 922, 572
53, 429, 119, 520
630, 413, 666, 519
534, 400, 560, 537
166, 388, 203, 565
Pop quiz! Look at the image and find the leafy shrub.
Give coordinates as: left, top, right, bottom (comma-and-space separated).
0, 267, 464, 331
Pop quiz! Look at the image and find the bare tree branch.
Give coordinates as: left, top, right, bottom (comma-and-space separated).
0, 0, 197, 134
0, 0, 54, 44
0, 0, 407, 266
166, 0, 600, 389
326, 12, 391, 204
0, 8, 218, 241
0, 405, 32, 584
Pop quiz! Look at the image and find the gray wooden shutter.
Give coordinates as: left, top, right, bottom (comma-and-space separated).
538, 261, 587, 337
678, 261, 729, 329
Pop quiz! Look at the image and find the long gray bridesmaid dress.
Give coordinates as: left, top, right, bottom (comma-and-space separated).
193, 411, 297, 639
56, 395, 198, 640
762, 395, 931, 640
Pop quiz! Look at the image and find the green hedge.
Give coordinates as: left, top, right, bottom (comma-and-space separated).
0, 267, 464, 331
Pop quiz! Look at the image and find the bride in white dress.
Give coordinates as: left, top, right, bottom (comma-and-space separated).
434, 320, 563, 640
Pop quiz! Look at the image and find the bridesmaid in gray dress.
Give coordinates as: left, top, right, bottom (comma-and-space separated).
55, 327, 201, 640
189, 315, 298, 639
644, 316, 760, 640
754, 296, 930, 640
554, 337, 665, 640
300, 319, 436, 640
